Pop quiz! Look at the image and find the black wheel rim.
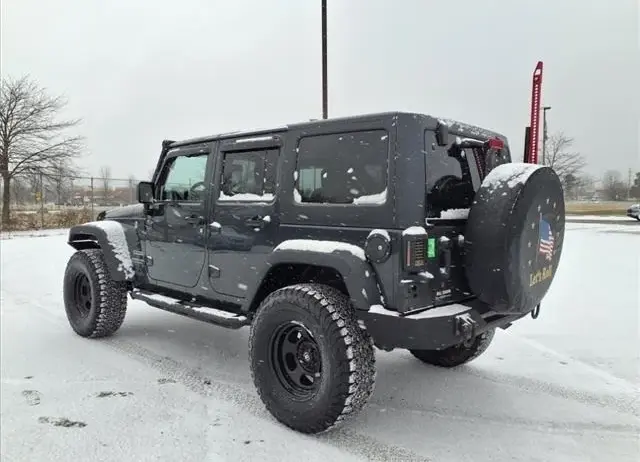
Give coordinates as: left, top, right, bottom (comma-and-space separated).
270, 322, 322, 398
72, 272, 92, 318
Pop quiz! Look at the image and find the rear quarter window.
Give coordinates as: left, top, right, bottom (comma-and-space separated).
294, 130, 389, 205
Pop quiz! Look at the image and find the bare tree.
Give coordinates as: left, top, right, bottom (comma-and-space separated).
630, 172, 640, 199
50, 159, 80, 205
128, 174, 138, 203
602, 170, 627, 201
575, 174, 596, 200
99, 165, 111, 204
0, 75, 83, 226
542, 132, 586, 185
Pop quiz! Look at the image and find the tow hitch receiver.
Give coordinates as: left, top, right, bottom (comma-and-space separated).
455, 313, 477, 343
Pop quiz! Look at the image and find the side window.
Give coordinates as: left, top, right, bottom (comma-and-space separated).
219, 148, 279, 201
157, 153, 208, 202
295, 130, 389, 205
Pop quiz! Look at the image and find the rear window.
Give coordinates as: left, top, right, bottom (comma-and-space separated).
424, 131, 482, 219
295, 130, 389, 205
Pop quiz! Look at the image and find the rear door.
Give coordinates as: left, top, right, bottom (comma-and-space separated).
423, 130, 487, 305
206, 136, 281, 299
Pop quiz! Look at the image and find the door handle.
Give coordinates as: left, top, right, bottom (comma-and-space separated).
245, 216, 267, 228
184, 214, 204, 225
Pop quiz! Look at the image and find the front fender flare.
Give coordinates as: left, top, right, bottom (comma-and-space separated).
249, 243, 381, 312
67, 221, 137, 281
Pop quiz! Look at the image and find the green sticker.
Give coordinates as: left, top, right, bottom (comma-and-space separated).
427, 238, 436, 258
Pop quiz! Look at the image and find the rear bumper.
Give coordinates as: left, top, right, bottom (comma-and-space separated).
357, 301, 526, 351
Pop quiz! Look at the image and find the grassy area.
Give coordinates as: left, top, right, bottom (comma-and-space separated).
1, 209, 93, 231
565, 201, 635, 216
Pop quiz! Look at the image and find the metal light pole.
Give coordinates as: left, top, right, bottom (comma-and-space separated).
321, 0, 328, 119
542, 106, 551, 165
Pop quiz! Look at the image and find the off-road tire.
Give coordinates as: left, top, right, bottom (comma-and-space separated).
410, 328, 496, 368
63, 249, 128, 338
249, 283, 376, 434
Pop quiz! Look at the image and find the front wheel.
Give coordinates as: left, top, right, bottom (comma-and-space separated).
249, 284, 376, 434
63, 249, 128, 338
410, 328, 496, 368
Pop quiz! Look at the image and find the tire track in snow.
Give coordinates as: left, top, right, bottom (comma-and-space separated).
102, 337, 430, 462
365, 401, 640, 436
8, 298, 429, 461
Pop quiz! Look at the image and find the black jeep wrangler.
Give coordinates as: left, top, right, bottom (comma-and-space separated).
63, 112, 565, 434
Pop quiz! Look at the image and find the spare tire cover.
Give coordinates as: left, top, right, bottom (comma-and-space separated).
464, 163, 565, 314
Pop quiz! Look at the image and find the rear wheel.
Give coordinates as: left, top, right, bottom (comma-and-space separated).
63, 249, 128, 338
249, 283, 376, 434
410, 328, 496, 368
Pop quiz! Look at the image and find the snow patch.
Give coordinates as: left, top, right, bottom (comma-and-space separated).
402, 226, 427, 236
369, 305, 398, 317
408, 304, 470, 320
145, 292, 180, 305
210, 221, 222, 229
189, 306, 247, 320
219, 192, 274, 202
293, 188, 302, 202
353, 188, 387, 205
85, 221, 134, 279
484, 163, 543, 192
418, 271, 434, 279
274, 239, 366, 260
367, 229, 391, 241
234, 135, 273, 143
262, 215, 271, 223
439, 208, 470, 220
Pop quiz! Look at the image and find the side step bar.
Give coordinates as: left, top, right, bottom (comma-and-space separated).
130, 290, 250, 329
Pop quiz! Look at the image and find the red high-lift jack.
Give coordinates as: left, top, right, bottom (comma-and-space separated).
524, 61, 544, 164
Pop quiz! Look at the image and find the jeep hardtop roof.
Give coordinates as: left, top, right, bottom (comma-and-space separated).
168, 111, 508, 149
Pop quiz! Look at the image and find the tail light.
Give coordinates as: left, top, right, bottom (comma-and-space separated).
403, 233, 429, 272
486, 137, 505, 150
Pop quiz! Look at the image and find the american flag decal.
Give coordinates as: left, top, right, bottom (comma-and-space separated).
538, 216, 555, 261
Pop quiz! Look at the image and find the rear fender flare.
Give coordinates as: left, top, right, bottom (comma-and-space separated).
248, 247, 381, 312
67, 221, 138, 282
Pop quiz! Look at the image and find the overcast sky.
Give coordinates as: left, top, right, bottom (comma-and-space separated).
2, 0, 638, 182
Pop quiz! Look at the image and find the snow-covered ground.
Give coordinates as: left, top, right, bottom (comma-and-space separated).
1, 223, 638, 462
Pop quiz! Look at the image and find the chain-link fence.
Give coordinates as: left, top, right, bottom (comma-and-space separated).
1, 173, 141, 231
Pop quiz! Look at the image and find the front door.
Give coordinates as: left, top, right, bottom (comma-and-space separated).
144, 146, 212, 288
207, 140, 280, 299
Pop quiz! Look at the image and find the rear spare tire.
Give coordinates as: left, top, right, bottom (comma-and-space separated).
249, 284, 376, 434
464, 163, 565, 314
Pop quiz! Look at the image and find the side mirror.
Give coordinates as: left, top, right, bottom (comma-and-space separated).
435, 121, 450, 146
137, 181, 155, 204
